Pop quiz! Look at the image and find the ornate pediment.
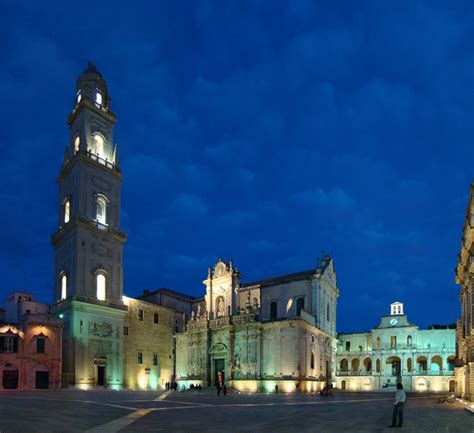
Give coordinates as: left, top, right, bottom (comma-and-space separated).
211, 258, 235, 279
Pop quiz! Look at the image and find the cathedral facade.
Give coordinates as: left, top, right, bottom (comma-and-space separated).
175, 256, 339, 393
455, 183, 474, 401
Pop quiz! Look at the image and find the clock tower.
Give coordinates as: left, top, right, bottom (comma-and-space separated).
51, 63, 127, 388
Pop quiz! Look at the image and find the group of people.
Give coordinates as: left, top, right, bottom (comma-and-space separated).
164, 381, 177, 391
189, 383, 203, 392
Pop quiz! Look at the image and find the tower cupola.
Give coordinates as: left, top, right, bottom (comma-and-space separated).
75, 62, 111, 110
66, 62, 117, 167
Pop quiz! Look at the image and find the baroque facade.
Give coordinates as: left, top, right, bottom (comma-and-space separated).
336, 302, 455, 392
175, 256, 339, 393
455, 183, 474, 400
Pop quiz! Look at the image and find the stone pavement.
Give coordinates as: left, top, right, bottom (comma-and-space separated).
0, 389, 471, 433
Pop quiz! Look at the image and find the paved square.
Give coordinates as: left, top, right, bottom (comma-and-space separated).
0, 390, 471, 433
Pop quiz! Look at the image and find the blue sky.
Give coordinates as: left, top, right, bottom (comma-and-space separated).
1, 0, 473, 332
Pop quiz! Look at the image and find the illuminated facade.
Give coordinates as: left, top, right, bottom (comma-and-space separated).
455, 183, 474, 400
122, 297, 175, 389
0, 292, 62, 390
336, 302, 456, 392
51, 63, 127, 388
174, 256, 339, 393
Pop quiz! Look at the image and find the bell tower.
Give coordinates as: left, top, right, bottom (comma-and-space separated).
51, 63, 127, 388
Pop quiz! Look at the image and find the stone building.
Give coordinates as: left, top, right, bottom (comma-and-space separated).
174, 256, 339, 393
0, 292, 62, 390
122, 297, 174, 389
335, 302, 456, 392
50, 63, 128, 389
50, 64, 176, 390
455, 183, 474, 400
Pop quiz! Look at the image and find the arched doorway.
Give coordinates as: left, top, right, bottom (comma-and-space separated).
94, 355, 107, 387
351, 358, 360, 374
431, 355, 442, 372
449, 380, 455, 392
341, 380, 346, 390
416, 356, 427, 372
386, 356, 401, 376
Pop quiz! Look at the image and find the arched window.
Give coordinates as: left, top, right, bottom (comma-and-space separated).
327, 303, 330, 322
64, 199, 70, 224
407, 335, 412, 348
407, 357, 412, 372
363, 358, 372, 372
376, 359, 381, 373
340, 359, 348, 372
270, 301, 278, 320
92, 133, 104, 157
296, 297, 304, 316
96, 273, 106, 301
60, 274, 67, 300
74, 136, 80, 153
96, 196, 107, 225
310, 352, 315, 369
376, 337, 380, 349
96, 91, 103, 105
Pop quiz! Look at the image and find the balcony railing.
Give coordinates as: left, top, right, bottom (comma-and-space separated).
85, 150, 118, 171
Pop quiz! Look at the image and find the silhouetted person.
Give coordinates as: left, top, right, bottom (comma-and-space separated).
388, 383, 406, 428
275, 384, 279, 394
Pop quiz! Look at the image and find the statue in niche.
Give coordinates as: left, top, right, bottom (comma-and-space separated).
218, 298, 225, 317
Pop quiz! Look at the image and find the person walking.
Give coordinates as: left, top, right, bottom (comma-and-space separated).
388, 383, 406, 428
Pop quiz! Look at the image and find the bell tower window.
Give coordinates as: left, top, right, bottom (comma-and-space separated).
96, 196, 107, 225
96, 91, 103, 105
64, 199, 70, 224
96, 273, 106, 301
61, 274, 67, 300
92, 134, 104, 157
74, 136, 80, 153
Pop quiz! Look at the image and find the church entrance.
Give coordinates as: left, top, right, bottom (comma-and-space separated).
97, 366, 106, 386
214, 359, 225, 386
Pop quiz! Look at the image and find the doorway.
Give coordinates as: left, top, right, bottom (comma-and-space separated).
341, 380, 346, 390
35, 371, 49, 389
3, 370, 19, 389
214, 359, 225, 386
449, 380, 455, 392
97, 366, 106, 386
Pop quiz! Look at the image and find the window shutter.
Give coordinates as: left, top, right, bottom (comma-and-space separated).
0, 336, 4, 352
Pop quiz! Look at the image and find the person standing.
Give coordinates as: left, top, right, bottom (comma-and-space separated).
388, 383, 406, 428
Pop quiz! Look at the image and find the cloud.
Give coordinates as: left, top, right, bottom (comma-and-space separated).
294, 187, 355, 209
